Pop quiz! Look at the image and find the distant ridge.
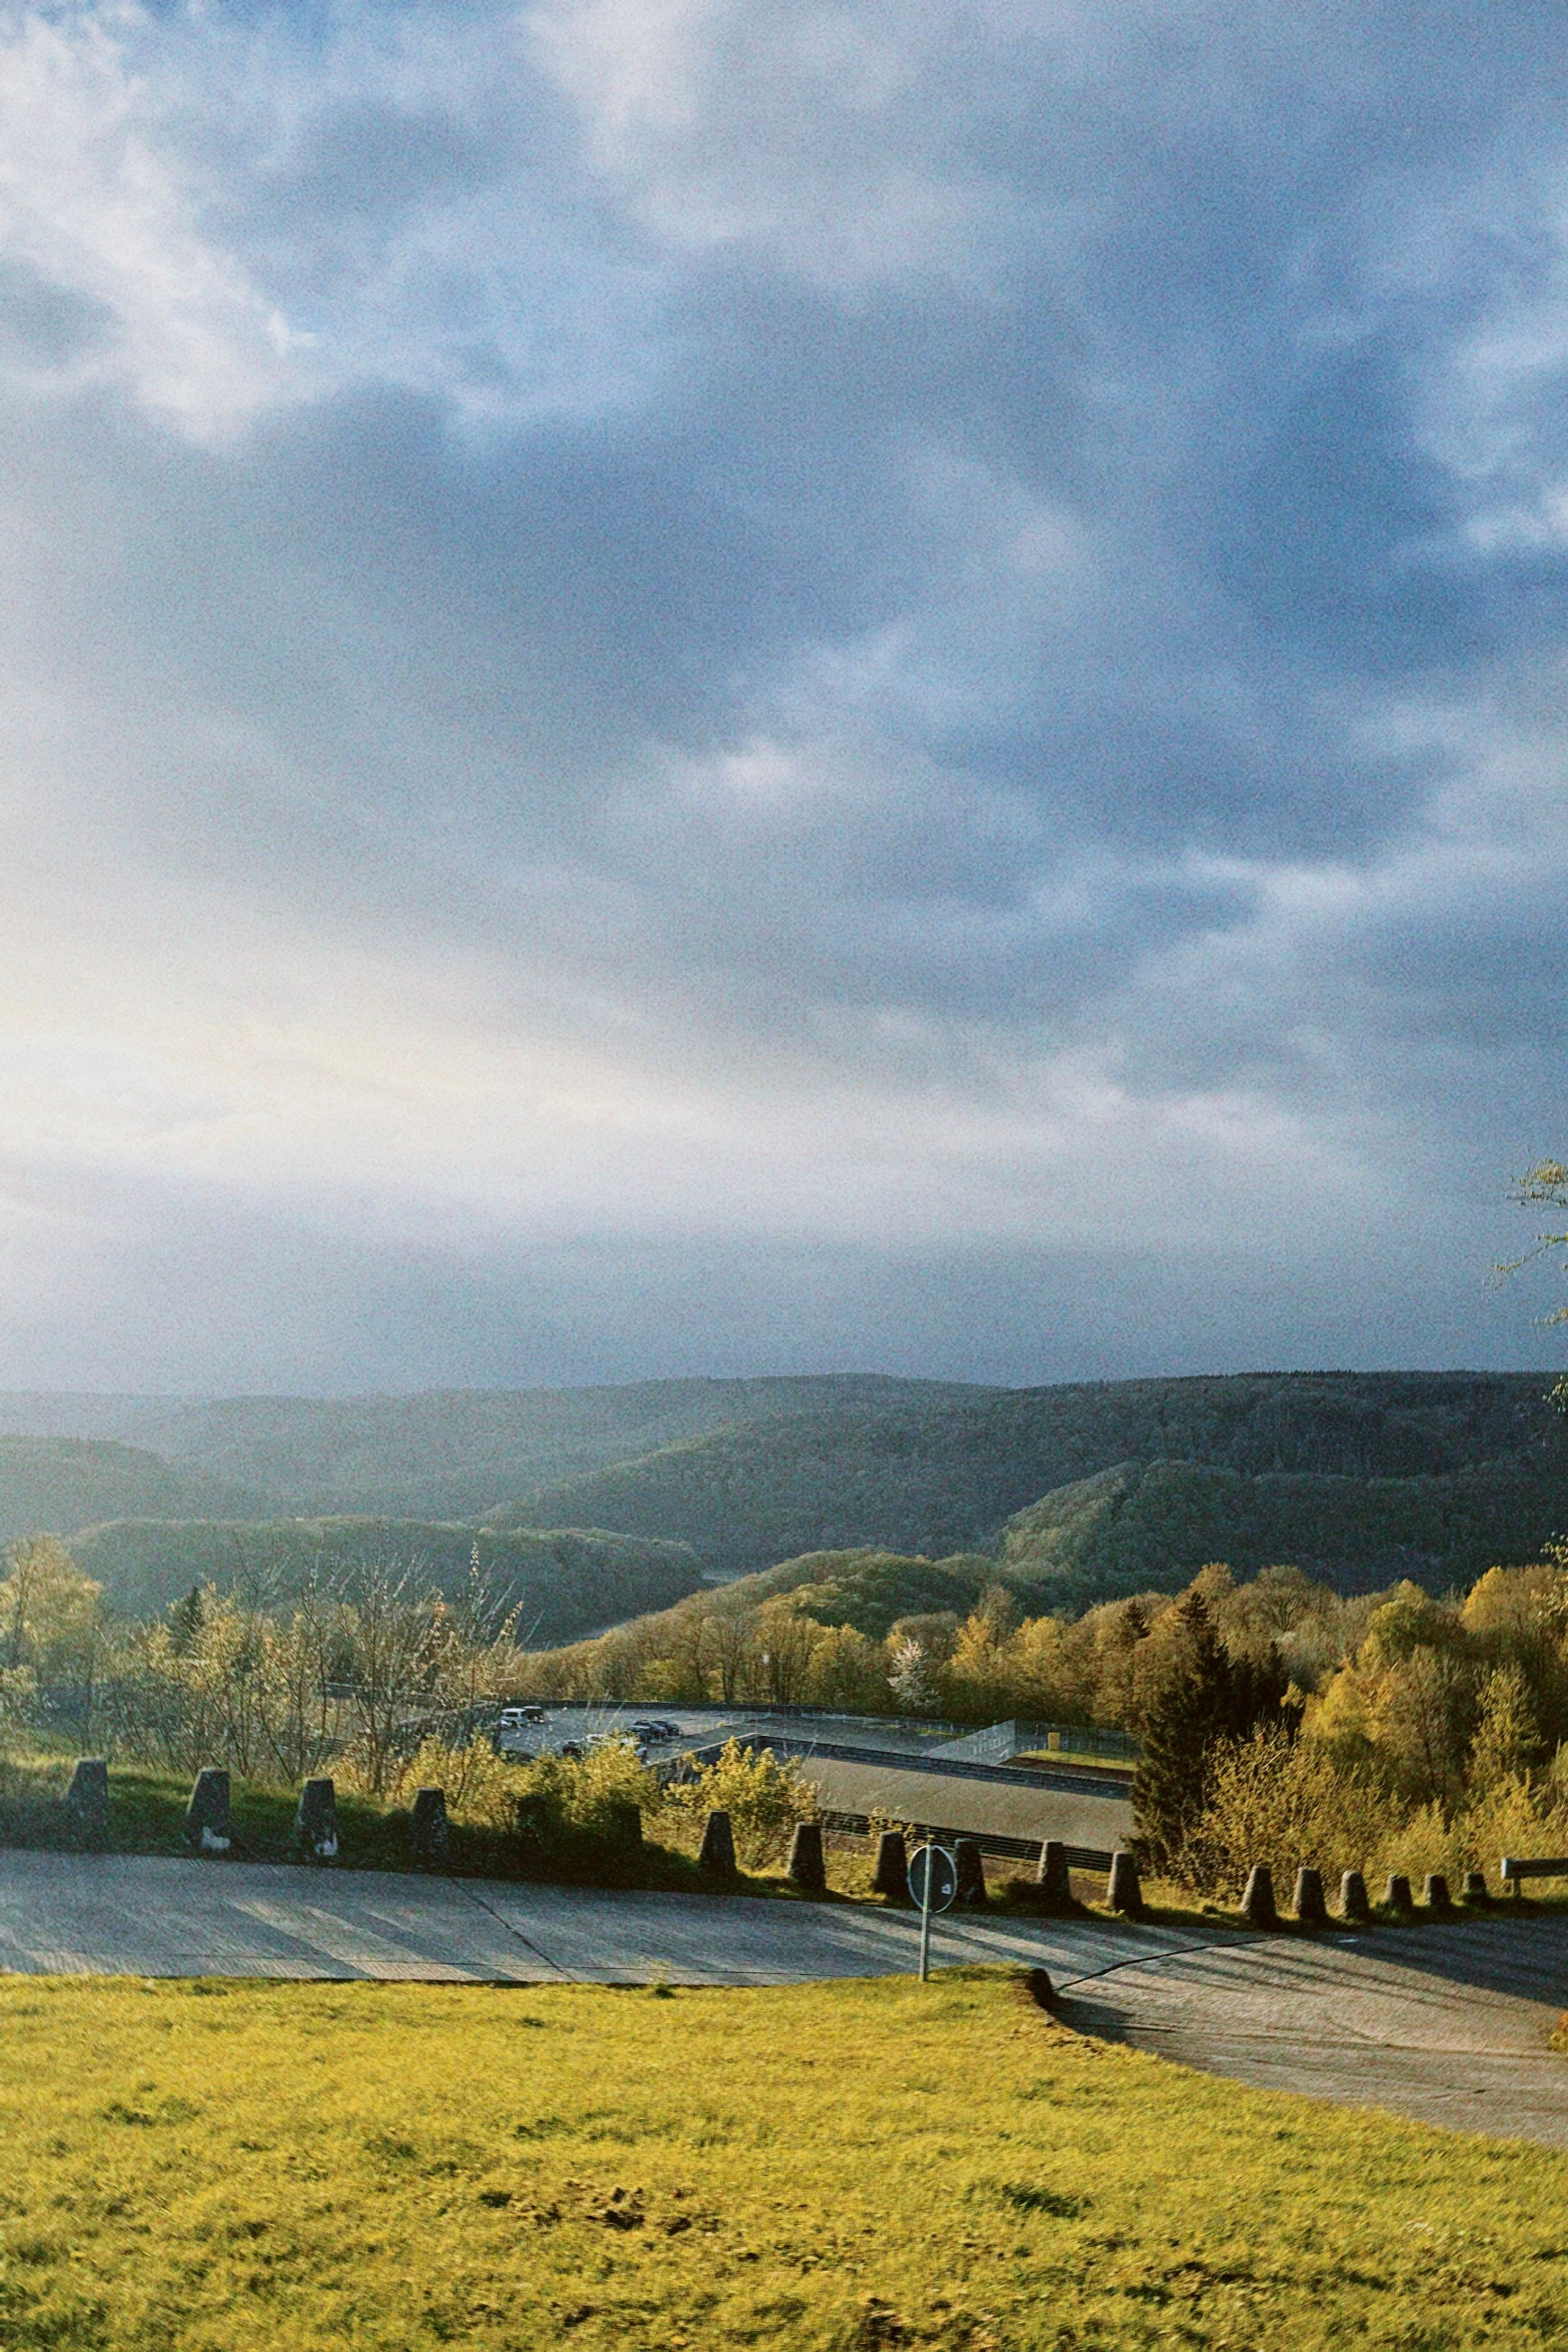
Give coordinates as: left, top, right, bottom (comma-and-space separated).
0, 1376, 985, 1520
4, 1371, 1565, 1608
0, 1436, 267, 1545
489, 1371, 1568, 1592
67, 1517, 704, 1642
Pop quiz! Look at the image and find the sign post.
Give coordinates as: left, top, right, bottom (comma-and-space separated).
908, 1840, 958, 1981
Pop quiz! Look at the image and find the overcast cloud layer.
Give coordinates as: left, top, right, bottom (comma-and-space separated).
0, 0, 1563, 1390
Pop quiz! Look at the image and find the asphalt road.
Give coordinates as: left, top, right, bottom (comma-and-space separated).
0, 1848, 1186, 1986
1060, 1909, 1568, 2147
3, 1852, 1566, 2146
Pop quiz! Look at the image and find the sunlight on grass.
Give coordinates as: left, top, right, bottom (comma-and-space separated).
2, 1971, 1566, 2348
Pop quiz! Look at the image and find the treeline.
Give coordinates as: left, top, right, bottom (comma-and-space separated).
494, 1541, 1474, 1725
1130, 1554, 1568, 1895
0, 1537, 530, 1796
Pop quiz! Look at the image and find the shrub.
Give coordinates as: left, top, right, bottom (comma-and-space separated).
1178, 1723, 1388, 1895
1182, 1723, 1568, 1901
663, 1738, 815, 1868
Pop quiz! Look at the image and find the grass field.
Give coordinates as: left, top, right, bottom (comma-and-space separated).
1, 1970, 1565, 2351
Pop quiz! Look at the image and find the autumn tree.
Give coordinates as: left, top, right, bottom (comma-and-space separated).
0, 1537, 102, 1679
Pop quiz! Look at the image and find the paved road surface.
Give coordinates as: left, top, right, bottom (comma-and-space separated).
793, 1752, 1133, 1854
1060, 1911, 1568, 2147
2, 1852, 1566, 2146
0, 1848, 1186, 1987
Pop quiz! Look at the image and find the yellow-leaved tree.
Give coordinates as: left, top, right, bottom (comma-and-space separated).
0, 1536, 102, 1681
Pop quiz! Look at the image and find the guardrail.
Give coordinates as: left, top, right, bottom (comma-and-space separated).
673, 1731, 1133, 1801
813, 1808, 1113, 1871
1500, 1854, 1568, 1891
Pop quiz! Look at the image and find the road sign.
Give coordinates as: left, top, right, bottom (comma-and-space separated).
909, 1842, 958, 1914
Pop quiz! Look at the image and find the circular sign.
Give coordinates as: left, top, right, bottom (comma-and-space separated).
908, 1842, 959, 1913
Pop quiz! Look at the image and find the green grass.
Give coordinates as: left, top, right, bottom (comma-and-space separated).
0, 1755, 726, 1895
1, 1971, 1566, 2350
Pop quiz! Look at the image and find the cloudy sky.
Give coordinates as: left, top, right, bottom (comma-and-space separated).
0, 0, 1563, 1392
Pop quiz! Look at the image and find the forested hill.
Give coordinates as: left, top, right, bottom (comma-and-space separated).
67, 1519, 704, 1643
8, 1371, 1567, 1608
0, 1376, 981, 1520
0, 1437, 267, 1545
489, 1371, 1568, 1589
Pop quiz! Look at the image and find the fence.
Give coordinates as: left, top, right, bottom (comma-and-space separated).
929, 1719, 1139, 1765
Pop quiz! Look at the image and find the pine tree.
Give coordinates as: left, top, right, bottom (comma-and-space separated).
168, 1584, 205, 1656
1133, 1590, 1287, 1872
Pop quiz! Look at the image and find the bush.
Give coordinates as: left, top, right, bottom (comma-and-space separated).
502, 1738, 663, 1869
1181, 1723, 1568, 1900
663, 1738, 816, 1868
1178, 1724, 1388, 1895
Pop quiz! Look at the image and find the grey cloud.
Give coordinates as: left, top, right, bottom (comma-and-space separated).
0, 1, 1561, 1382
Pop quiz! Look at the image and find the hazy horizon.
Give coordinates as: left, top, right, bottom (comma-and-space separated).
0, 3, 1563, 1390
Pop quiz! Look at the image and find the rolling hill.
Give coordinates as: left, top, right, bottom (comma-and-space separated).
489, 1371, 1568, 1591
7, 1371, 1567, 1615
0, 1376, 982, 1519
0, 1437, 267, 1546
995, 1451, 1568, 1601
66, 1517, 706, 1641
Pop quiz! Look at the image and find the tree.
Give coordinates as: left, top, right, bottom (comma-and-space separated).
1132, 1588, 1289, 1873
167, 1585, 205, 1656
1308, 1584, 1473, 1806
887, 1634, 936, 1713
1500, 1161, 1568, 1410
1468, 1665, 1546, 1791
0, 1537, 102, 1678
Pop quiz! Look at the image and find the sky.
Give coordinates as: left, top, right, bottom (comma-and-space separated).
0, 0, 1564, 1394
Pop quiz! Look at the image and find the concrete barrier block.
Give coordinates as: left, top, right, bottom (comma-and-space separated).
409, 1786, 450, 1870
1107, 1849, 1143, 1918
1384, 1872, 1414, 1918
954, 1838, 988, 1909
183, 1767, 230, 1856
872, 1828, 909, 1902
1339, 1868, 1371, 1924
293, 1777, 338, 1863
1461, 1867, 1490, 1905
698, 1809, 737, 1875
1423, 1872, 1453, 1916
603, 1798, 643, 1853
788, 1821, 826, 1892
63, 1759, 108, 1845
1036, 1838, 1072, 1905
1026, 1965, 1055, 2010
1293, 1865, 1327, 1929
1241, 1864, 1277, 1928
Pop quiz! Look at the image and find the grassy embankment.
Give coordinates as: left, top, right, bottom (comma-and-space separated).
1, 1969, 1566, 2351
0, 1753, 722, 1895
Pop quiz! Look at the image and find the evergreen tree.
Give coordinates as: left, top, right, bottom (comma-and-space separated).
1133, 1589, 1287, 1871
168, 1584, 205, 1656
